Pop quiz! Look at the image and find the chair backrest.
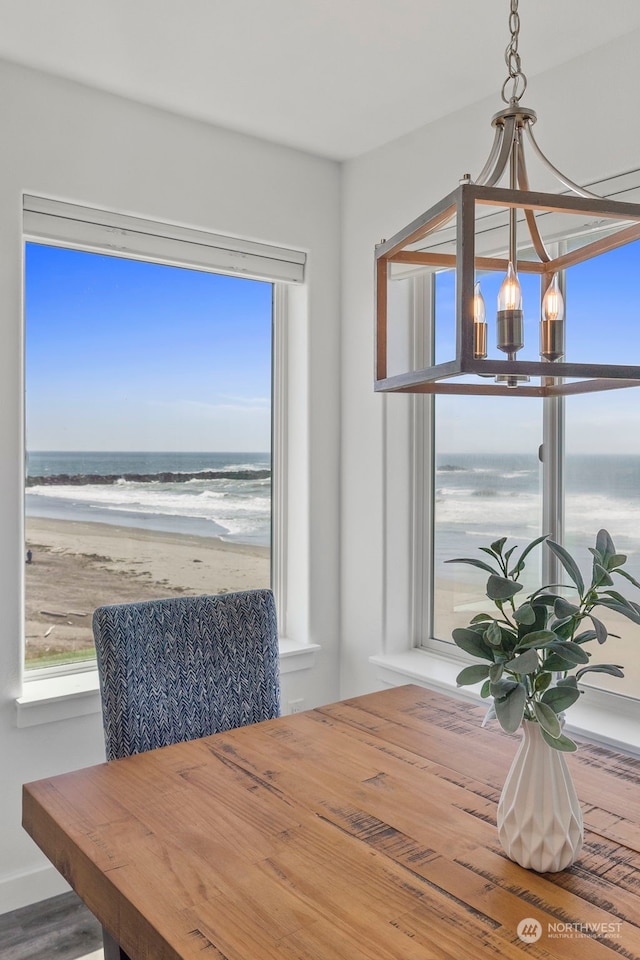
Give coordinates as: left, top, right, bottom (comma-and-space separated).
93, 589, 280, 760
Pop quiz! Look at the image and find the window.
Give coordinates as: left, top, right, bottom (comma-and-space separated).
416, 231, 640, 702
24, 198, 305, 674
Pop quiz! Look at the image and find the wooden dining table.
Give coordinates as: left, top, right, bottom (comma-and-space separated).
22, 684, 640, 960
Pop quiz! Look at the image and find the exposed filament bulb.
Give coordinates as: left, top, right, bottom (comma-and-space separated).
497, 261, 524, 357
498, 261, 523, 313
540, 273, 565, 361
473, 281, 487, 359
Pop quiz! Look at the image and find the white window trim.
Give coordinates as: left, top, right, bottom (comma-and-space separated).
375, 182, 640, 755
23, 195, 305, 284
18, 197, 318, 725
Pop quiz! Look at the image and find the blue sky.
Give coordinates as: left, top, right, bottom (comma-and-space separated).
25, 243, 273, 452
26, 238, 640, 456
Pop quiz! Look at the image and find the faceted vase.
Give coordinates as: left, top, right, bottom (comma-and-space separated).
497, 720, 583, 872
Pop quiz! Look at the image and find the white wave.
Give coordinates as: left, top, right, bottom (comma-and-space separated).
437, 486, 476, 497
436, 492, 541, 527
28, 480, 270, 530
435, 486, 640, 553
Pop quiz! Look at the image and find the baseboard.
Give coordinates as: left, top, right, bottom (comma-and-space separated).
0, 863, 70, 915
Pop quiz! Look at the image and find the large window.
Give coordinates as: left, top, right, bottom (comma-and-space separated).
419, 236, 640, 701
432, 396, 542, 643
23, 198, 305, 674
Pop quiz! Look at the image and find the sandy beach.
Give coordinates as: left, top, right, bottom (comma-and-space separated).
24, 515, 639, 695
25, 517, 270, 665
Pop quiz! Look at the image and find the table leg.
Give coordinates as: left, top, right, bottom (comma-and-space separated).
102, 925, 132, 960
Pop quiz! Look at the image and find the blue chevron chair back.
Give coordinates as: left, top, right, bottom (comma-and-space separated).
93, 589, 280, 761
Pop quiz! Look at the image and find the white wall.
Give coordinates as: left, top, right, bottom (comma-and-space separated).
0, 59, 341, 912
7, 24, 640, 918
340, 30, 640, 698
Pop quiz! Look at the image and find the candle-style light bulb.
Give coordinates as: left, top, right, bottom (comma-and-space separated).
497, 261, 524, 357
540, 273, 565, 361
498, 261, 523, 312
473, 281, 487, 359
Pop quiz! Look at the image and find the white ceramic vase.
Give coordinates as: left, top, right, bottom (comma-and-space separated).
497, 720, 583, 872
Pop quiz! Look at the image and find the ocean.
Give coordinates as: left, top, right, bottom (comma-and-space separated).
26, 451, 271, 546
26, 451, 640, 575
435, 452, 640, 582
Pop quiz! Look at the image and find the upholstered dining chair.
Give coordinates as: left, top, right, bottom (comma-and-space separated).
93, 588, 280, 959
92, 588, 280, 762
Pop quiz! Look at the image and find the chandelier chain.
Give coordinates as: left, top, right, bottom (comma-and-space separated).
501, 0, 527, 104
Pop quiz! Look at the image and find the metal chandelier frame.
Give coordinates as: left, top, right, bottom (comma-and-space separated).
374, 1, 640, 398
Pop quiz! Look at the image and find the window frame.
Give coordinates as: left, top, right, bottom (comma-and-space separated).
374, 185, 640, 755
20, 196, 308, 693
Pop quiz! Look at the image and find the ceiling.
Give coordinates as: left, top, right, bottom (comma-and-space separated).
1, 0, 640, 160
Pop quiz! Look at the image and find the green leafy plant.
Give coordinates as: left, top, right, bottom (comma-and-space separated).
447, 529, 640, 751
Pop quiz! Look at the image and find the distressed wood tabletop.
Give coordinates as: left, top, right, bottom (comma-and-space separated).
22, 684, 640, 959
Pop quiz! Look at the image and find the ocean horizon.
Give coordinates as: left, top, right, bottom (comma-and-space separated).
26, 451, 272, 546
25, 450, 640, 573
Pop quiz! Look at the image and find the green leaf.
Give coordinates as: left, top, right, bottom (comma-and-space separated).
490, 678, 519, 698
456, 663, 492, 687
614, 567, 640, 590
588, 615, 608, 645
575, 663, 625, 681
514, 603, 536, 625
511, 533, 549, 576
529, 590, 562, 606
541, 685, 581, 712
444, 557, 500, 576
593, 563, 614, 587
504, 648, 539, 676
486, 575, 523, 602
596, 598, 640, 625
547, 540, 585, 596
484, 620, 503, 648
470, 612, 492, 623
608, 553, 627, 570
533, 701, 562, 738
547, 641, 590, 664
480, 679, 492, 698
534, 671, 553, 693
504, 545, 518, 566
541, 728, 578, 752
596, 528, 616, 560
490, 537, 507, 556
452, 628, 494, 661
514, 630, 556, 651
554, 597, 580, 620
573, 629, 597, 644
543, 652, 575, 671
489, 662, 504, 683
494, 684, 526, 734
557, 675, 578, 687
604, 589, 635, 606
550, 618, 575, 640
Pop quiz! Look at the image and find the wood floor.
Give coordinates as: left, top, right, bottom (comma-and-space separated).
0, 891, 103, 960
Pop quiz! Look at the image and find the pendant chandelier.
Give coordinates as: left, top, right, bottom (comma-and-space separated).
375, 0, 640, 397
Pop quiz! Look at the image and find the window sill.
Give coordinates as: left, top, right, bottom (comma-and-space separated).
279, 638, 321, 673
370, 648, 640, 757
17, 639, 320, 728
